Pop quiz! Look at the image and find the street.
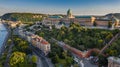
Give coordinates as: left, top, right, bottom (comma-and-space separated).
29, 45, 54, 67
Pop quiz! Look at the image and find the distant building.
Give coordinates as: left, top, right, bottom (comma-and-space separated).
74, 16, 96, 26
95, 19, 110, 27
8, 21, 21, 28
42, 9, 96, 28
108, 57, 120, 67
95, 15, 120, 29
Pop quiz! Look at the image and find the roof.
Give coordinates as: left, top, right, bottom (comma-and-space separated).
108, 57, 120, 64
41, 40, 49, 45
75, 16, 92, 18
49, 16, 63, 19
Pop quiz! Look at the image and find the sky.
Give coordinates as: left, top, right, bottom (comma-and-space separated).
0, 0, 120, 16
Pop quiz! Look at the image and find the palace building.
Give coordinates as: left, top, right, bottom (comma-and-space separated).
42, 9, 120, 29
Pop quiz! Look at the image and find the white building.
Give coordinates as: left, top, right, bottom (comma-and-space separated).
18, 29, 51, 55
31, 35, 51, 55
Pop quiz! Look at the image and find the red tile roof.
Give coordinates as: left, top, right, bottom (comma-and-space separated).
41, 40, 49, 45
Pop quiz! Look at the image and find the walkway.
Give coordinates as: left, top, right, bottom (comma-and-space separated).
29, 45, 54, 67
99, 32, 120, 55
55, 40, 99, 58
52, 38, 98, 67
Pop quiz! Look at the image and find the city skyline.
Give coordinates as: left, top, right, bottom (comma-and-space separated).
0, 0, 120, 16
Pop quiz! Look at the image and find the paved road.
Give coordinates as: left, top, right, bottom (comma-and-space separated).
29, 45, 50, 67
80, 58, 98, 67
36, 56, 43, 67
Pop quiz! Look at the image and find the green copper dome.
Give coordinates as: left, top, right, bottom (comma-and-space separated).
67, 9, 72, 16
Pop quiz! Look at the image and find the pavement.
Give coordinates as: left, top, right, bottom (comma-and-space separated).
30, 45, 54, 67
81, 58, 98, 67
37, 56, 43, 67
33, 52, 43, 67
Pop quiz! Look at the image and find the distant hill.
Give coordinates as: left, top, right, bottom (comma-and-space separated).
106, 13, 120, 19
1, 13, 48, 22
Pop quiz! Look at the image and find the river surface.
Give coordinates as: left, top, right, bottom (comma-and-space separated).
0, 22, 8, 52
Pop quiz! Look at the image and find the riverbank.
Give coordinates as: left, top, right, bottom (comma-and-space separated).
0, 22, 10, 56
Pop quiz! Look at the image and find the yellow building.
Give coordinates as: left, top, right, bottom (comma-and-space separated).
74, 16, 96, 26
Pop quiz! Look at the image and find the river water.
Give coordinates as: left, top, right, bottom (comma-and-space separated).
0, 22, 8, 52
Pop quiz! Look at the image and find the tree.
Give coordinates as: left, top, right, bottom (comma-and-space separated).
31, 55, 37, 63
93, 21, 97, 26
39, 32, 45, 37
52, 55, 59, 64
10, 52, 26, 66
97, 39, 103, 48
105, 33, 113, 42
2, 13, 46, 22
60, 52, 67, 59
98, 55, 108, 66
108, 21, 112, 28
66, 57, 73, 66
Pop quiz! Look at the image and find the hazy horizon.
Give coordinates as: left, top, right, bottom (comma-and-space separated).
0, 0, 120, 16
